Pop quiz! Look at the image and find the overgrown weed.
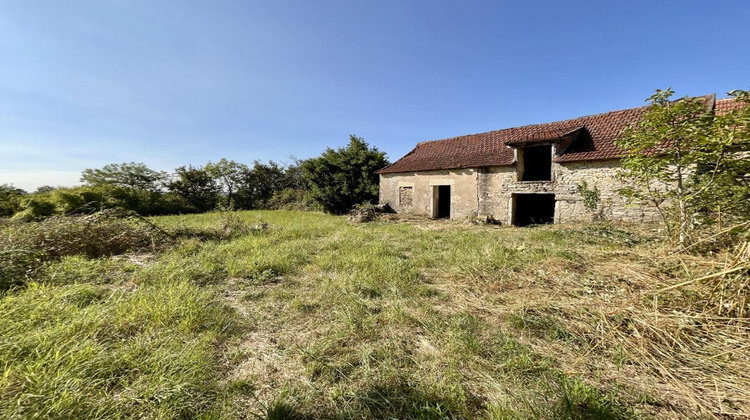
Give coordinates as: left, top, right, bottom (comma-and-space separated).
2, 210, 747, 418
169, 211, 270, 242
0, 210, 171, 290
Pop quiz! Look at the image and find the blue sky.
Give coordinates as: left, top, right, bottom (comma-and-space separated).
1, 0, 749, 191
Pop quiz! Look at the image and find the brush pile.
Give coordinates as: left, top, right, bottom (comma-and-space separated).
0, 209, 174, 290
347, 203, 394, 223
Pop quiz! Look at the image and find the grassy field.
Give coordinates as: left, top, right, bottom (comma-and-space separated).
1, 210, 747, 419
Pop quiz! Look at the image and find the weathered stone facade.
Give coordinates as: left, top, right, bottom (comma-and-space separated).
398, 186, 413, 208
380, 168, 479, 219
379, 157, 659, 224
376, 98, 730, 224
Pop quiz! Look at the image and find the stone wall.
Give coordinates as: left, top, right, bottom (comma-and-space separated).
379, 169, 479, 219
554, 160, 661, 223
398, 186, 414, 208
476, 166, 515, 223
379, 159, 660, 223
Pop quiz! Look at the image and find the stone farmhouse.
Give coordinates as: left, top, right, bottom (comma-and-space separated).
378, 95, 738, 225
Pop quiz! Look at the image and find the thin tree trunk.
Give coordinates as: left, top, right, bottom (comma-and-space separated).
646, 180, 673, 239
676, 163, 689, 250
678, 197, 688, 249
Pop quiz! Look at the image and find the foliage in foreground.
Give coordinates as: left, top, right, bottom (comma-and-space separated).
0, 281, 235, 419
0, 210, 170, 291
2, 210, 747, 419
0, 212, 249, 419
0, 210, 267, 291
617, 88, 750, 249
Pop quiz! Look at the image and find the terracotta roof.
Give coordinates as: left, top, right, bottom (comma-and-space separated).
504, 126, 584, 146
715, 97, 744, 115
378, 131, 517, 174
378, 95, 723, 174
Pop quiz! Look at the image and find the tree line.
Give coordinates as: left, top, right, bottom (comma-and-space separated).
1, 136, 389, 220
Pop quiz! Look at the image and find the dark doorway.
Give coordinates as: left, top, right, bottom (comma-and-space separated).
436, 185, 451, 219
513, 194, 555, 226
521, 145, 552, 181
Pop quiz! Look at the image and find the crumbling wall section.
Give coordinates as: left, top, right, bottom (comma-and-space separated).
398, 186, 413, 208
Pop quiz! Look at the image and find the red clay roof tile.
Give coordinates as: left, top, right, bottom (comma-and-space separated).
715, 98, 744, 114
379, 95, 728, 174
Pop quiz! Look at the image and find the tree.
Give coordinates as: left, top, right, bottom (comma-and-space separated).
616, 88, 750, 248
0, 184, 27, 217
280, 157, 307, 190
35, 186, 57, 194
234, 161, 286, 209
205, 158, 248, 209
81, 162, 167, 192
80, 163, 171, 215
696, 90, 750, 225
302, 135, 389, 214
167, 165, 221, 213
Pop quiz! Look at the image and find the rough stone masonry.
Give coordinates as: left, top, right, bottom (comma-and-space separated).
377, 96, 734, 225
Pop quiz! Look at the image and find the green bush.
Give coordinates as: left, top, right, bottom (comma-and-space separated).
10, 186, 193, 220
12, 197, 57, 221
0, 210, 172, 291
50, 188, 88, 213
302, 135, 389, 214
0, 184, 26, 217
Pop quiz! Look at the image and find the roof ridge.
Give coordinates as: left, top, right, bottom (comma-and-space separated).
379, 93, 721, 174
415, 94, 716, 147
415, 104, 648, 147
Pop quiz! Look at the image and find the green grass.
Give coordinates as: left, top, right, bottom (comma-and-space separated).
0, 281, 236, 418
0, 210, 745, 419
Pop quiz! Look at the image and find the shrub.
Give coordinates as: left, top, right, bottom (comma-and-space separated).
576, 181, 602, 216
0, 210, 172, 291
616, 88, 750, 249
12, 186, 194, 219
11, 197, 57, 221
0, 184, 26, 217
302, 135, 389, 214
49, 188, 88, 213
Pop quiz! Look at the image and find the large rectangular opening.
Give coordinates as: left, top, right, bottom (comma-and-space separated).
512, 193, 555, 226
520, 145, 552, 181
432, 185, 451, 219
